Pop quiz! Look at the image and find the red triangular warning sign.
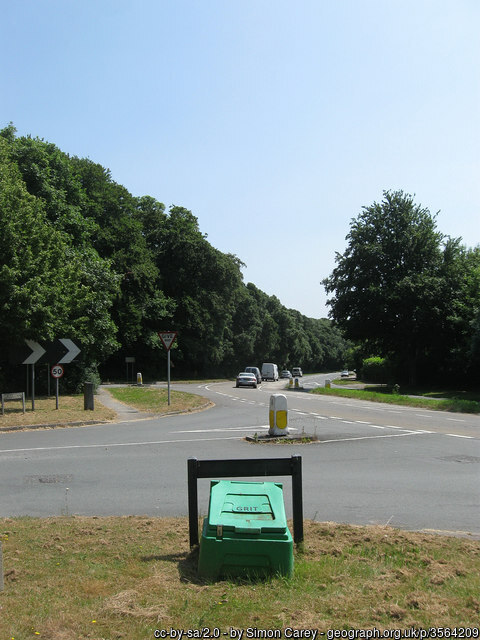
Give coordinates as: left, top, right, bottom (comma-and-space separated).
158, 331, 177, 351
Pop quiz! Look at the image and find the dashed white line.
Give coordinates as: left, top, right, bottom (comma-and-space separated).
318, 431, 426, 444
446, 434, 473, 439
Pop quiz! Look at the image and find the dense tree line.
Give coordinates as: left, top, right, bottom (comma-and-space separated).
0, 124, 347, 391
323, 191, 480, 387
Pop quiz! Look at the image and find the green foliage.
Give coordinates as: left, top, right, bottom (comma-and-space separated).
4, 124, 478, 393
1, 123, 348, 385
323, 190, 480, 385
361, 357, 388, 384
0, 134, 120, 373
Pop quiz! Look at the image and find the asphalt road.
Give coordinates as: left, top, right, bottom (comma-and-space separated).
0, 374, 479, 537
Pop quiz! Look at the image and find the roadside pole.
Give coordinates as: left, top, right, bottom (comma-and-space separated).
167, 349, 171, 405
158, 331, 178, 406
51, 365, 64, 410
31, 364, 35, 411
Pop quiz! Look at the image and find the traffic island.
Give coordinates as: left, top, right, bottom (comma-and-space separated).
245, 432, 318, 444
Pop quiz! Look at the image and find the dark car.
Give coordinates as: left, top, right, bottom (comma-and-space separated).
245, 366, 261, 384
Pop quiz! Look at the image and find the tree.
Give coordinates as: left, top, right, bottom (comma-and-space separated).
153, 206, 245, 375
71, 157, 172, 350
0, 133, 120, 390
322, 190, 455, 385
1, 123, 350, 382
0, 136, 77, 346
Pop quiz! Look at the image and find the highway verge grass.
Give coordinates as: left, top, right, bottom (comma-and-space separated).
0, 394, 116, 430
107, 386, 211, 414
1, 517, 479, 638
311, 384, 480, 414
0, 387, 211, 431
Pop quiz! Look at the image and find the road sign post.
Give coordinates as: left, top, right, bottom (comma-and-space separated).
51, 364, 64, 410
158, 332, 177, 405
31, 364, 35, 411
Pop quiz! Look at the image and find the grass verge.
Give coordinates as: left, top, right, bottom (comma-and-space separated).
0, 387, 211, 431
311, 385, 480, 414
1, 517, 479, 637
0, 395, 116, 430
107, 386, 211, 414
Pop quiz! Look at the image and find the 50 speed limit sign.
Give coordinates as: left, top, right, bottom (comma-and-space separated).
51, 364, 64, 378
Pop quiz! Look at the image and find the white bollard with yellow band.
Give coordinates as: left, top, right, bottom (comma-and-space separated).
269, 394, 289, 436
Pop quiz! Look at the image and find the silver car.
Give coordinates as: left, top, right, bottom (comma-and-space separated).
235, 372, 258, 388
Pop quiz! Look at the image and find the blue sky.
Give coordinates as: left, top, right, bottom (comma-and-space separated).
2, 0, 479, 318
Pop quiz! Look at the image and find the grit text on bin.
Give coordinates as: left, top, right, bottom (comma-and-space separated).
197, 480, 293, 578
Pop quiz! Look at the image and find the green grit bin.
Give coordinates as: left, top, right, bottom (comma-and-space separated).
198, 480, 294, 578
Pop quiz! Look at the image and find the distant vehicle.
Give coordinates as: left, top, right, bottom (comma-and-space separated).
280, 370, 292, 378
261, 362, 279, 381
235, 372, 258, 388
245, 366, 261, 384
292, 367, 303, 377
340, 370, 349, 377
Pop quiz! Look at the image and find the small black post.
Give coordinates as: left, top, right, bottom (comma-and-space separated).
31, 364, 35, 411
84, 382, 94, 411
188, 457, 200, 547
291, 454, 304, 544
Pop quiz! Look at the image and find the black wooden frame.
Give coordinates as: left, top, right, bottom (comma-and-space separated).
187, 455, 303, 547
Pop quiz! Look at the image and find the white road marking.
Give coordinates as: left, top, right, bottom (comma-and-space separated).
318, 431, 426, 444
446, 434, 473, 439
0, 436, 246, 454
175, 426, 271, 433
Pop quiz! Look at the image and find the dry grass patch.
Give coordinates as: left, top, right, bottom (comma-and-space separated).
1, 517, 479, 638
0, 395, 116, 430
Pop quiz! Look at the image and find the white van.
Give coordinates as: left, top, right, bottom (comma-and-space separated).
261, 362, 279, 381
